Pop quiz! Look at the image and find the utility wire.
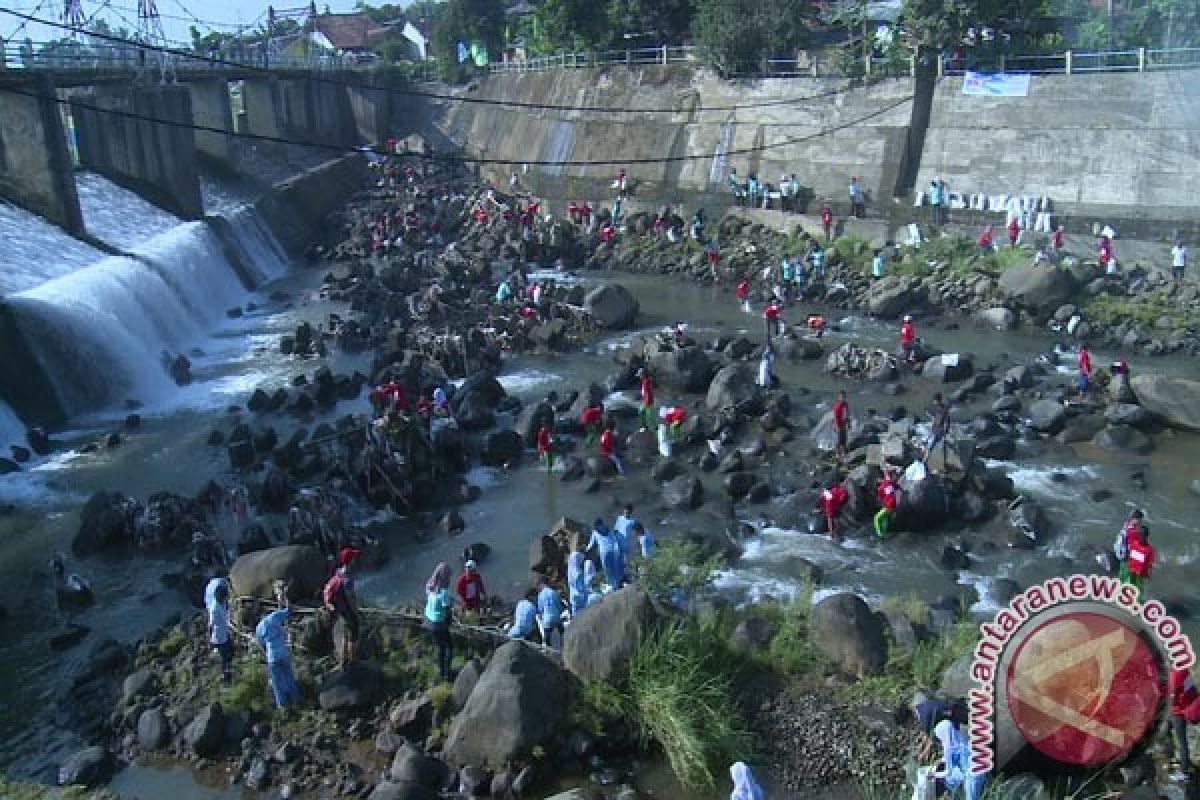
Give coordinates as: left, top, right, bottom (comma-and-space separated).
0, 7, 910, 116
1, 81, 913, 168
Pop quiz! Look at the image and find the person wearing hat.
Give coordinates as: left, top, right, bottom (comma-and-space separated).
322, 547, 361, 669
455, 559, 487, 613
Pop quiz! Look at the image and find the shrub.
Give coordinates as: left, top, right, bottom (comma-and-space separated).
635, 540, 725, 600
223, 661, 271, 713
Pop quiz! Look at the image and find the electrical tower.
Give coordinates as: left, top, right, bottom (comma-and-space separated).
137, 0, 175, 81
63, 0, 86, 38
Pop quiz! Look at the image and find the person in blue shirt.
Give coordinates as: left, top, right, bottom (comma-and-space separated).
588, 518, 625, 588
634, 522, 655, 559
536, 579, 565, 647
872, 249, 885, 279
494, 278, 513, 305
613, 504, 636, 559
424, 562, 454, 680
508, 588, 539, 640
809, 244, 825, 280
254, 587, 300, 709
566, 543, 589, 615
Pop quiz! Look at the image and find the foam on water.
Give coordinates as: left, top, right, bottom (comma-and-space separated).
0, 202, 105, 294
221, 206, 291, 284
984, 461, 1098, 496
75, 171, 180, 250
497, 368, 561, 395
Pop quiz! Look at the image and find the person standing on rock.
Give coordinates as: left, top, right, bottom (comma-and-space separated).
874, 467, 899, 539
639, 370, 656, 431
588, 518, 625, 589
821, 202, 833, 241
820, 480, 849, 537
661, 404, 687, 442
1172, 240, 1188, 282
455, 559, 487, 613
832, 390, 850, 462
1077, 344, 1092, 396
923, 393, 951, 471
900, 315, 918, 366
763, 300, 782, 344
599, 423, 624, 475
536, 577, 565, 647
1168, 668, 1200, 778
614, 504, 636, 558
536, 423, 554, 474
736, 279, 751, 312
567, 542, 589, 615
581, 401, 604, 446
1125, 524, 1155, 595
322, 547, 361, 669
209, 584, 233, 684
757, 346, 775, 389
1007, 215, 1020, 248
255, 585, 300, 709
424, 562, 455, 680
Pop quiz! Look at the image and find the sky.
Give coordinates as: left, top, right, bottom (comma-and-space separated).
1, 0, 386, 48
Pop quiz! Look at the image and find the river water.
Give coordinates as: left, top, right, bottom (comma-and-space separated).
0, 183, 1197, 796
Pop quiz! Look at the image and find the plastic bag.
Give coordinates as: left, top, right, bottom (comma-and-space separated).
905, 461, 928, 482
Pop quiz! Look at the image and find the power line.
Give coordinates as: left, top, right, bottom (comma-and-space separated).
0, 7, 911, 116
1, 80, 913, 168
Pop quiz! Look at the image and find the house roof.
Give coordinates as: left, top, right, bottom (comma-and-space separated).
312, 12, 389, 51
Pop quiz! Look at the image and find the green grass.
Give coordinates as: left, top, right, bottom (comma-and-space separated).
624, 620, 754, 791
155, 627, 188, 659
635, 540, 725, 599
222, 660, 271, 713
1083, 291, 1200, 329
879, 234, 1031, 279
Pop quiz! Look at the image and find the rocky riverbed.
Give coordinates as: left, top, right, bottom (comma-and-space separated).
9, 156, 1200, 800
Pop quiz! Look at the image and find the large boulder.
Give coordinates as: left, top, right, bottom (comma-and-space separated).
866, 275, 926, 318
997, 262, 1079, 318
318, 662, 382, 710
922, 354, 973, 383
229, 545, 327, 603
368, 783, 438, 800
706, 364, 760, 412
974, 307, 1017, 331
662, 475, 704, 510
1028, 398, 1067, 433
897, 477, 951, 532
646, 343, 716, 392
1131, 374, 1200, 432
137, 708, 170, 750
58, 746, 113, 786
584, 283, 639, 329
184, 703, 224, 757
389, 742, 449, 788
443, 641, 568, 768
563, 586, 659, 682
73, 491, 131, 555
810, 593, 887, 676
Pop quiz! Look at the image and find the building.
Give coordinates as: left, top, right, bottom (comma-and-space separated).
311, 11, 389, 57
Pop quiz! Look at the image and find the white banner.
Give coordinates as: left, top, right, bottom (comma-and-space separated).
962, 71, 1031, 97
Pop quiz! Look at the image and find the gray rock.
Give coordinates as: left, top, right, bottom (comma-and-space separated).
810, 593, 887, 676
974, 307, 1016, 331
123, 668, 158, 706
730, 616, 779, 654
1131, 374, 1200, 431
184, 703, 224, 757
388, 696, 433, 739
1092, 424, 1154, 454
452, 659, 484, 710
922, 354, 973, 383
939, 653, 974, 698
1003, 365, 1036, 389
997, 261, 1079, 318
229, 545, 327, 602
645, 343, 715, 392
317, 662, 382, 711
1104, 403, 1152, 429
662, 475, 703, 510
866, 275, 926, 318
705, 364, 760, 412
563, 587, 659, 683
367, 782, 438, 800
137, 708, 169, 750
389, 742, 449, 788
584, 284, 639, 329
1027, 398, 1067, 433
58, 746, 113, 787
444, 641, 568, 768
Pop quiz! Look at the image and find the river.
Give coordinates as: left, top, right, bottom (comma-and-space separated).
0, 180, 1196, 797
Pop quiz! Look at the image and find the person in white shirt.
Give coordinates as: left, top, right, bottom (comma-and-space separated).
1172, 242, 1188, 282
208, 584, 233, 683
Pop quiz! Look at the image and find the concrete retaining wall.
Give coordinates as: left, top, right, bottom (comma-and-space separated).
0, 78, 84, 235
70, 84, 203, 219
915, 71, 1200, 220
254, 153, 368, 256
414, 66, 914, 213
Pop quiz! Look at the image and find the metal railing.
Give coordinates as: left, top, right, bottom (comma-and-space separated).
0, 40, 364, 73
939, 45, 1200, 76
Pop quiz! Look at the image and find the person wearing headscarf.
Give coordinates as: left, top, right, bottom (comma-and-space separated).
729, 761, 763, 800
566, 541, 588, 615
423, 562, 454, 680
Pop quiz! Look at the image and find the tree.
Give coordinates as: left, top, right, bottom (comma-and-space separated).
529, 0, 612, 52
607, 0, 696, 45
432, 0, 505, 77
692, 0, 815, 76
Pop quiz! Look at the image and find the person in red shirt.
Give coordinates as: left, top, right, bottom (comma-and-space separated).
599, 423, 623, 475
900, 315, 917, 365
653, 214, 666, 237
1125, 526, 1154, 593
978, 225, 993, 254
735, 280, 750, 310
874, 467, 899, 539
820, 203, 833, 241
581, 403, 604, 446
638, 370, 655, 430
763, 301, 782, 343
1051, 225, 1064, 252
662, 405, 687, 441
1007, 216, 1020, 248
1170, 668, 1200, 775
455, 559, 487, 612
567, 201, 579, 224
832, 389, 849, 460
1077, 344, 1091, 396
820, 481, 849, 536
600, 222, 615, 244
1099, 236, 1113, 271
580, 202, 593, 227
536, 424, 553, 473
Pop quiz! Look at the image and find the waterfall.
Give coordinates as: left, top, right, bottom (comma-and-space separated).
3, 208, 290, 421
709, 114, 735, 188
